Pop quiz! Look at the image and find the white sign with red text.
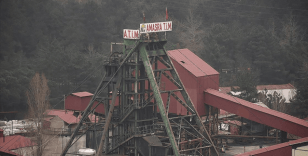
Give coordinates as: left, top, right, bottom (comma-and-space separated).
140, 21, 172, 34
123, 29, 140, 39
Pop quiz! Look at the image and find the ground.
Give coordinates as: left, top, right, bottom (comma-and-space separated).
220, 139, 276, 156
221, 144, 273, 156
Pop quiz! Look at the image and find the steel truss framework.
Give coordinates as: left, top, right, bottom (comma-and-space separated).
61, 38, 219, 156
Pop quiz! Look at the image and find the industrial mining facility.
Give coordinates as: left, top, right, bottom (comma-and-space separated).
1, 19, 308, 156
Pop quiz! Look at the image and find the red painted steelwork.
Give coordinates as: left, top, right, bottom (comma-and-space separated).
65, 92, 105, 114
236, 137, 308, 156
159, 49, 219, 116
168, 49, 219, 76
204, 88, 308, 137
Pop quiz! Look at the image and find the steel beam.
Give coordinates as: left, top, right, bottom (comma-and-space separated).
140, 43, 180, 156
204, 88, 308, 138
60, 73, 106, 156
96, 72, 122, 156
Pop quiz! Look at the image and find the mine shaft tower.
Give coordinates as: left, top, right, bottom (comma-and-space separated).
61, 22, 219, 156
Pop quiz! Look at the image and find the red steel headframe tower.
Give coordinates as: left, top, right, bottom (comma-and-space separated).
61, 24, 219, 156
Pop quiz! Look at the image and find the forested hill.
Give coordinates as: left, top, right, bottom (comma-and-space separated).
1, 0, 308, 116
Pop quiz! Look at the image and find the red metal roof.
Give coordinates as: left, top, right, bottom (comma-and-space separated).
46, 109, 98, 124
71, 92, 93, 97
256, 83, 295, 90
168, 49, 219, 77
236, 137, 308, 156
0, 135, 36, 151
47, 109, 79, 124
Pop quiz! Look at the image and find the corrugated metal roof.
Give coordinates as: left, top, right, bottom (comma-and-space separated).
46, 109, 98, 124
205, 88, 308, 129
71, 92, 93, 97
256, 83, 295, 90
0, 135, 36, 151
236, 137, 308, 156
47, 109, 79, 124
168, 49, 219, 77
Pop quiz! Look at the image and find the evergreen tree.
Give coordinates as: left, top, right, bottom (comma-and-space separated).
231, 69, 259, 103
292, 63, 308, 118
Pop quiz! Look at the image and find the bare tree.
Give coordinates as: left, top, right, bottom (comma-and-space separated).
26, 73, 50, 156
176, 9, 206, 55
280, 12, 305, 47
258, 90, 288, 114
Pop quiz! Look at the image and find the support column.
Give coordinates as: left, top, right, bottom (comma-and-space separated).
134, 52, 139, 156
139, 44, 179, 156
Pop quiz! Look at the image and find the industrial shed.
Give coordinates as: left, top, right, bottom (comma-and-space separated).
46, 109, 99, 130
159, 49, 220, 116
65, 92, 105, 114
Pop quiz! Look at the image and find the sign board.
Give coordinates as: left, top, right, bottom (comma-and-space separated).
123, 29, 140, 39
140, 21, 172, 34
